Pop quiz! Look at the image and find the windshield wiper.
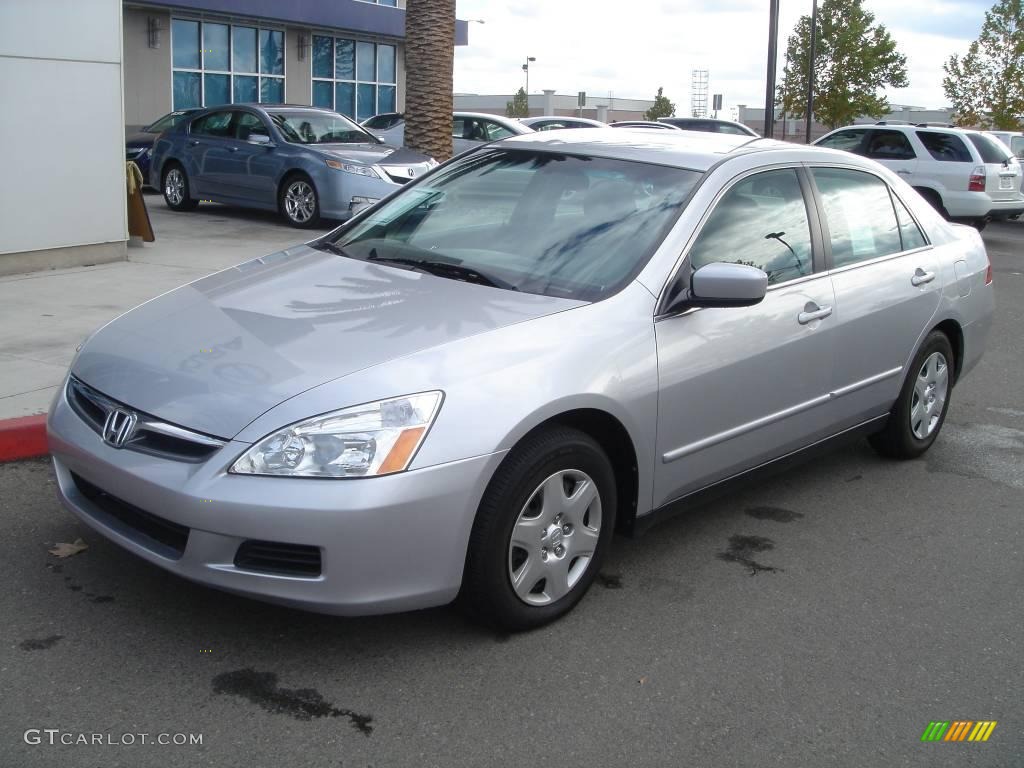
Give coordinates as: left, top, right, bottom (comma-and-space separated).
367, 253, 517, 290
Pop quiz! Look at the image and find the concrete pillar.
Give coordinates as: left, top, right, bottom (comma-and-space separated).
542, 89, 554, 116
596, 105, 609, 123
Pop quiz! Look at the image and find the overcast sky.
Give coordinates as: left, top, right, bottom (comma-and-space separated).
453, 0, 994, 112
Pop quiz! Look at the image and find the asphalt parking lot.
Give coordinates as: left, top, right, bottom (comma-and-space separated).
1, 216, 1021, 768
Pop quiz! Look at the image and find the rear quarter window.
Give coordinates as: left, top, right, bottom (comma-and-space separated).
916, 132, 973, 162
967, 133, 1012, 163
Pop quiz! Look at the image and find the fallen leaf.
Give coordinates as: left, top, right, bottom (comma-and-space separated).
638, 676, 648, 685
49, 539, 88, 559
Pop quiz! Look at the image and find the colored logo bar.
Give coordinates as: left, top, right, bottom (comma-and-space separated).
921, 721, 997, 742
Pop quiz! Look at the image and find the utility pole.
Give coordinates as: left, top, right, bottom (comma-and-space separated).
805, 0, 818, 144
523, 55, 536, 112
764, 0, 780, 138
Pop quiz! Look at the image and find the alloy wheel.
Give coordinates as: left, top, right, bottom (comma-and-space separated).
165, 169, 184, 206
910, 351, 949, 440
284, 180, 316, 223
507, 469, 602, 606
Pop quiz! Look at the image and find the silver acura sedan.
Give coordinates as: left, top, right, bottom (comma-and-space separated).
48, 129, 994, 630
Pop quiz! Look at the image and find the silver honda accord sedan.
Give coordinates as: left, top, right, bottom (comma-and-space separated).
48, 129, 994, 630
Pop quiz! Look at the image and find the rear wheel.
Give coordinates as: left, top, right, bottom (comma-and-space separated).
913, 188, 949, 220
162, 164, 199, 211
869, 331, 954, 459
279, 174, 321, 228
461, 426, 616, 631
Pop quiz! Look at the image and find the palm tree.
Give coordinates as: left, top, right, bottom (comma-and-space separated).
403, 0, 455, 161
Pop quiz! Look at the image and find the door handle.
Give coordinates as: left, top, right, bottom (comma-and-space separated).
896, 169, 912, 175
798, 303, 833, 325
187, 140, 201, 147
228, 146, 238, 152
911, 268, 936, 286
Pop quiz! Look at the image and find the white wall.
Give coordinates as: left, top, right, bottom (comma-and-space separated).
0, 0, 126, 258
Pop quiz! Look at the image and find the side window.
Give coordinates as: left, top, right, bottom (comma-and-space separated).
864, 130, 916, 160
482, 120, 514, 141
689, 169, 813, 285
717, 123, 750, 135
451, 117, 465, 138
812, 168, 902, 268
1011, 136, 1024, 159
967, 133, 1012, 163
916, 131, 972, 162
190, 111, 233, 137
817, 129, 867, 153
234, 112, 269, 141
892, 194, 927, 251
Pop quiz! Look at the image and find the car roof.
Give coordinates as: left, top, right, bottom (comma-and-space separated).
499, 128, 838, 170
832, 123, 980, 137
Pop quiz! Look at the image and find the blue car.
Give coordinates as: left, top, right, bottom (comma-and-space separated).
150, 104, 436, 227
126, 109, 200, 183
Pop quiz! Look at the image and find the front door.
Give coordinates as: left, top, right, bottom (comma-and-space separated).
220, 111, 281, 204
653, 167, 837, 506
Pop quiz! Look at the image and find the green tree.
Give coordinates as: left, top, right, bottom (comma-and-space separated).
644, 87, 675, 120
404, 0, 455, 161
506, 87, 529, 118
943, 0, 1024, 129
778, 0, 908, 130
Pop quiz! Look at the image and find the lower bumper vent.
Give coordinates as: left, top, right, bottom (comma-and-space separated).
234, 540, 322, 577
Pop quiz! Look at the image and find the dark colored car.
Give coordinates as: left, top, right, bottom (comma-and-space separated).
126, 109, 200, 182
657, 117, 759, 136
150, 104, 435, 227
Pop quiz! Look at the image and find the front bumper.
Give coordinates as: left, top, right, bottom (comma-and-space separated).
47, 387, 505, 616
318, 172, 402, 221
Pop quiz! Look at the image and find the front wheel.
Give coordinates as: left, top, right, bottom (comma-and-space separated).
461, 426, 617, 631
869, 331, 955, 459
162, 164, 199, 211
279, 175, 321, 228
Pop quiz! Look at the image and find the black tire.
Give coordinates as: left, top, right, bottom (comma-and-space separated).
914, 188, 949, 220
278, 174, 321, 228
869, 331, 955, 459
461, 426, 617, 631
972, 218, 988, 232
161, 163, 199, 211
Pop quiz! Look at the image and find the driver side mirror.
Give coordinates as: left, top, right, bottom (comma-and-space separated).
663, 261, 768, 315
248, 133, 274, 146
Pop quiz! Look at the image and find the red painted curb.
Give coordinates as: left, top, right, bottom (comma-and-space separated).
0, 414, 49, 462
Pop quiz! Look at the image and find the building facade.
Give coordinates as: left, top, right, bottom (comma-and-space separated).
124, 0, 469, 131
454, 92, 655, 123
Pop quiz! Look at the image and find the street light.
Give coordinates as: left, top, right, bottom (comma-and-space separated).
805, 0, 819, 144
523, 56, 536, 103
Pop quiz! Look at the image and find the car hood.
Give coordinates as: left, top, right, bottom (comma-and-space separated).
313, 143, 430, 166
72, 245, 582, 439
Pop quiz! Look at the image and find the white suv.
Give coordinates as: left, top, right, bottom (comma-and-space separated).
814, 124, 1024, 228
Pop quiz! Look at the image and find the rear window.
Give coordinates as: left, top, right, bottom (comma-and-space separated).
816, 129, 866, 153
1012, 137, 1024, 159
916, 132, 972, 162
967, 133, 1012, 163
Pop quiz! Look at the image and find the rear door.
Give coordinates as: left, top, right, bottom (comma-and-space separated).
220, 111, 282, 204
810, 165, 942, 430
185, 110, 236, 198
862, 129, 918, 181
913, 130, 975, 203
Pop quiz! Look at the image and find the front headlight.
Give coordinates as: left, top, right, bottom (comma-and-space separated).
230, 392, 443, 478
324, 159, 380, 178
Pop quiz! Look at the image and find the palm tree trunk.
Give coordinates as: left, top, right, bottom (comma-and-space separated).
403, 0, 455, 161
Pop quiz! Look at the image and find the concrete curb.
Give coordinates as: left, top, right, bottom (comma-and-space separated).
0, 415, 49, 462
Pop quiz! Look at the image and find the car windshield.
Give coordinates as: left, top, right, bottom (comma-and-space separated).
318, 148, 701, 302
269, 111, 378, 144
146, 111, 193, 133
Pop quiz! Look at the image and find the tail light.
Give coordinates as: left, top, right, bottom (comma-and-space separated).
969, 165, 986, 192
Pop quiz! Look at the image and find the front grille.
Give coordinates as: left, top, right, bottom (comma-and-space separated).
71, 472, 190, 559
234, 540, 322, 577
66, 377, 225, 463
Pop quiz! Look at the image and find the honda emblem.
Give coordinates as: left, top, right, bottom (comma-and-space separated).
102, 408, 137, 448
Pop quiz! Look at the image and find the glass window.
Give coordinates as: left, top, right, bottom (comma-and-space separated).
191, 111, 234, 137
892, 194, 927, 251
312, 35, 333, 79
377, 85, 396, 115
234, 75, 258, 103
203, 23, 230, 71
689, 169, 813, 285
233, 26, 258, 73
204, 74, 230, 106
324, 150, 701, 302
916, 131, 972, 162
335, 40, 355, 80
260, 29, 284, 76
313, 80, 334, 109
967, 133, 1012, 163
717, 123, 750, 135
1012, 136, 1024, 158
864, 130, 916, 161
482, 120, 514, 141
816, 129, 866, 153
147, 111, 195, 133
812, 168, 902, 268
335, 82, 355, 117
260, 77, 284, 104
268, 111, 373, 144
172, 20, 200, 69
235, 112, 270, 141
377, 45, 396, 84
356, 41, 376, 81
172, 71, 201, 109
452, 117, 466, 138
357, 83, 376, 121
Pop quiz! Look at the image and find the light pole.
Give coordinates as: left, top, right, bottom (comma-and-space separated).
764, 0, 780, 138
523, 56, 536, 108
805, 0, 818, 144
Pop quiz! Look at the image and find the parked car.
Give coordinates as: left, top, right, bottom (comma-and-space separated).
814, 124, 1024, 228
367, 112, 534, 155
521, 116, 607, 131
985, 130, 1024, 159
657, 117, 759, 136
609, 120, 680, 130
360, 112, 405, 131
126, 109, 200, 183
50, 129, 993, 630
150, 104, 435, 227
